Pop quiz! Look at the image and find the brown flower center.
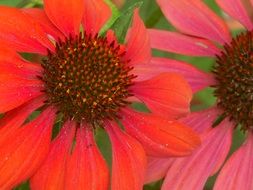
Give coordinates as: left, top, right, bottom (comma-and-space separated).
41, 33, 135, 124
213, 31, 253, 130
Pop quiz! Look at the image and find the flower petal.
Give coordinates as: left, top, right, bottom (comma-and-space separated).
133, 57, 215, 92
30, 120, 76, 190
22, 8, 65, 41
157, 0, 231, 44
214, 133, 253, 190
0, 96, 45, 146
0, 107, 56, 189
180, 107, 221, 133
124, 9, 151, 66
161, 119, 233, 190
131, 73, 192, 119
145, 157, 174, 184
0, 45, 44, 113
64, 124, 109, 190
0, 6, 54, 54
149, 29, 220, 56
0, 46, 43, 79
105, 121, 147, 190
217, 0, 253, 30
120, 108, 200, 157
44, 0, 84, 36
82, 0, 112, 35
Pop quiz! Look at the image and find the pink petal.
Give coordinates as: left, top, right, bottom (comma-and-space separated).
133, 57, 215, 92
105, 121, 147, 190
30, 121, 76, 190
120, 108, 201, 157
22, 8, 65, 41
0, 6, 54, 54
157, 0, 231, 44
149, 29, 220, 56
161, 119, 233, 190
179, 107, 221, 133
216, 0, 253, 30
64, 124, 109, 190
82, 0, 112, 35
145, 157, 174, 184
124, 9, 151, 66
44, 0, 84, 36
214, 133, 253, 190
0, 107, 56, 189
131, 73, 192, 119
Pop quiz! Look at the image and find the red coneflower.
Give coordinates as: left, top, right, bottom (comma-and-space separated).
146, 0, 253, 189
0, 0, 201, 189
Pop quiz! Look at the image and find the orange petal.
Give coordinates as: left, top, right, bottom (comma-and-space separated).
82, 0, 111, 35
30, 120, 76, 190
0, 6, 54, 54
131, 73, 192, 119
0, 107, 56, 189
44, 0, 84, 36
22, 8, 64, 41
0, 45, 44, 112
0, 46, 43, 79
105, 121, 147, 190
121, 108, 201, 157
0, 96, 45, 146
64, 124, 109, 190
125, 9, 151, 65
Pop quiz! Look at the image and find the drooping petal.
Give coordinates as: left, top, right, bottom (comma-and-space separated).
105, 121, 147, 190
217, 0, 253, 30
64, 124, 109, 190
161, 119, 233, 190
0, 107, 56, 189
0, 6, 54, 54
133, 57, 215, 92
131, 73, 192, 119
124, 9, 151, 65
120, 108, 200, 157
22, 8, 65, 41
145, 107, 221, 184
82, 0, 112, 35
0, 96, 45, 146
44, 0, 84, 36
145, 157, 174, 184
30, 120, 76, 190
148, 29, 220, 56
214, 133, 253, 190
157, 0, 231, 44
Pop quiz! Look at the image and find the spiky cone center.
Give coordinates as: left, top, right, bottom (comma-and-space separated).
213, 31, 253, 130
41, 33, 135, 125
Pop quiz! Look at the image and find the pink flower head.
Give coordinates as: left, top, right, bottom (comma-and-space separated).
146, 0, 253, 189
0, 0, 201, 189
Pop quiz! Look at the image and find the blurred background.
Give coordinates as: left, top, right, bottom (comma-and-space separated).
0, 0, 246, 189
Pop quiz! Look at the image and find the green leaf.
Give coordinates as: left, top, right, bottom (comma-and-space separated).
99, 0, 120, 35
0, 0, 23, 6
110, 1, 143, 43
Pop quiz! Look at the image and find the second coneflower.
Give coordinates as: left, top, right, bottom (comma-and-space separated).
147, 0, 253, 190
0, 0, 200, 189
